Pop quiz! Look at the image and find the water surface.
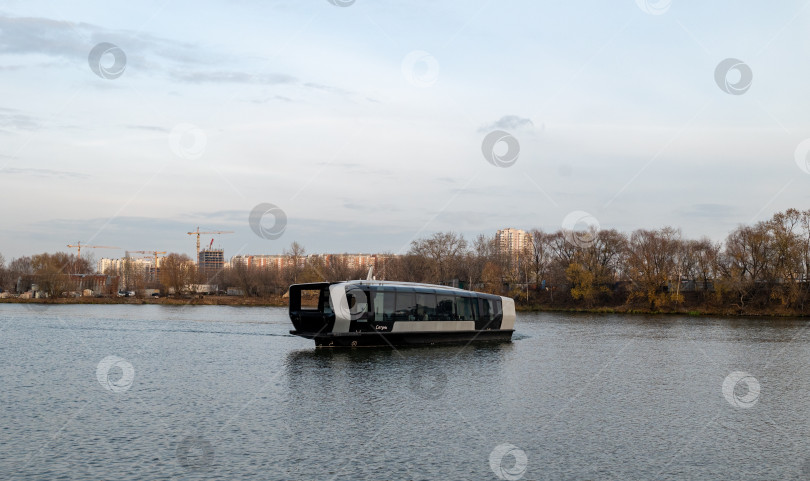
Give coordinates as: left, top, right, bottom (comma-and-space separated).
2, 305, 809, 480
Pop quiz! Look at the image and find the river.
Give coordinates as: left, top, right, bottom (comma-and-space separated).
1, 304, 809, 480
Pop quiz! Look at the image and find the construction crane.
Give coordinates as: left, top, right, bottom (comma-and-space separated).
66, 241, 120, 258
129, 250, 167, 269
187, 227, 233, 263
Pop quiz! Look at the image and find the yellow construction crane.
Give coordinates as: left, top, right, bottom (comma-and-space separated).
129, 250, 167, 268
66, 241, 120, 258
187, 227, 234, 263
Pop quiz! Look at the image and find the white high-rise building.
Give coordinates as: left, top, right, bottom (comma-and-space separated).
97, 257, 156, 274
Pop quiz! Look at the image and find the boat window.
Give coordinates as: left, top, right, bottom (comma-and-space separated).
372, 288, 396, 322
394, 291, 416, 321
479, 297, 491, 321
290, 284, 332, 315
436, 294, 455, 320
320, 288, 333, 315
373, 291, 384, 321
298, 287, 324, 311
416, 293, 437, 321
492, 299, 503, 318
384, 292, 396, 321
480, 297, 503, 323
455, 296, 476, 321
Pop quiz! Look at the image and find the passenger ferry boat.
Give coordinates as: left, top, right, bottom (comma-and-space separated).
288, 279, 516, 347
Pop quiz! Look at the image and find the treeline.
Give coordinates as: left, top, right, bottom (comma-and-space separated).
0, 253, 94, 298
3, 208, 810, 314
385, 208, 810, 315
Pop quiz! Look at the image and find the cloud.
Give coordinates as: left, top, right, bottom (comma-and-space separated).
125, 124, 169, 132
0, 107, 39, 130
0, 15, 88, 58
0, 14, 282, 82
0, 167, 90, 179
480, 115, 535, 132
303, 82, 353, 96
678, 203, 740, 219
0, 14, 354, 96
0, 14, 202, 64
170, 70, 297, 85
181, 209, 247, 226
251, 95, 294, 104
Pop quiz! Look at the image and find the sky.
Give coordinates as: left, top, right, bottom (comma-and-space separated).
2, 0, 810, 262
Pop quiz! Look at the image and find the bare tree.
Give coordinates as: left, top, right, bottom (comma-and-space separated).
481, 261, 504, 295
767, 209, 804, 307
256, 265, 282, 297
798, 209, 810, 280
30, 252, 80, 298
718, 223, 773, 309
528, 229, 553, 288
314, 254, 367, 282
300, 255, 328, 283
408, 232, 468, 284
384, 254, 431, 283
565, 229, 628, 305
0, 253, 8, 292
160, 253, 196, 296
8, 256, 33, 293
625, 227, 681, 309
225, 261, 259, 296
682, 238, 720, 296
456, 234, 496, 291
283, 241, 307, 284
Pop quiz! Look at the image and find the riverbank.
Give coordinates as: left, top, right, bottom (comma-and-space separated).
5, 296, 810, 319
0, 296, 287, 307
515, 303, 810, 318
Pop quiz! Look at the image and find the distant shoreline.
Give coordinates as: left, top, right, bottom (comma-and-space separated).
0, 296, 287, 307
4, 297, 810, 319
516, 304, 810, 319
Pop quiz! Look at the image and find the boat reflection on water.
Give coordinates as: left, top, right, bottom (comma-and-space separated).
283, 342, 516, 403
